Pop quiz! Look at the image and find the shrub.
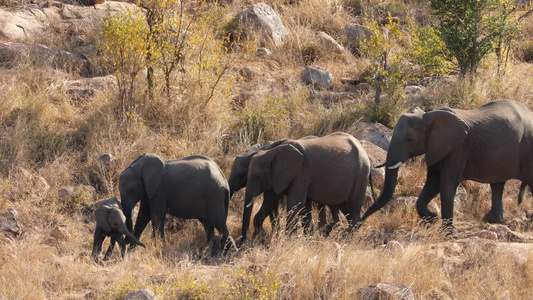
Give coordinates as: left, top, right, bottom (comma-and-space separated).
222, 268, 281, 300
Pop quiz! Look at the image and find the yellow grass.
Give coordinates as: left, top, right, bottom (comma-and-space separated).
1, 0, 533, 298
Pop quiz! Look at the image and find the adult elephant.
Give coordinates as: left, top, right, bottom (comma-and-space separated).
362, 100, 533, 230
119, 153, 235, 254
230, 138, 342, 241
242, 132, 372, 240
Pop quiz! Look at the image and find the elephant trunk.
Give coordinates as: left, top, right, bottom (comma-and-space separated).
362, 166, 399, 220
241, 192, 256, 243
119, 222, 146, 248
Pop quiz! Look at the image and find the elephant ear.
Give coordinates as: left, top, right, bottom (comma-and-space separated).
423, 110, 468, 166
141, 154, 165, 199
271, 144, 304, 194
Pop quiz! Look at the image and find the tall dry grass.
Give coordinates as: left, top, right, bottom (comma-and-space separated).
1, 0, 533, 298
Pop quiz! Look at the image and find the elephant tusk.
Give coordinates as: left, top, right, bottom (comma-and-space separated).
246, 196, 256, 208
387, 162, 402, 169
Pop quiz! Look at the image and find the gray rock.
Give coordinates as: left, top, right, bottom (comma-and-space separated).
124, 289, 158, 300
478, 230, 498, 240
98, 153, 115, 168
316, 31, 345, 54
488, 224, 511, 239
404, 85, 425, 95
1, 208, 20, 235
255, 47, 271, 56
346, 122, 393, 151
344, 24, 371, 51
65, 75, 118, 100
357, 283, 414, 300
235, 3, 288, 46
0, 7, 49, 41
384, 240, 404, 257
0, 42, 30, 68
302, 66, 333, 89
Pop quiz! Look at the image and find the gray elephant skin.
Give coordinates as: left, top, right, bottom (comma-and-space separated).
119, 153, 235, 254
242, 132, 372, 241
363, 99, 533, 230
92, 197, 145, 262
229, 138, 343, 241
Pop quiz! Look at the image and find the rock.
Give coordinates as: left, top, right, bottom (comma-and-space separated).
12, 167, 32, 182
316, 31, 346, 54
51, 225, 70, 240
404, 85, 425, 95
302, 66, 333, 89
0, 7, 49, 41
239, 66, 260, 80
344, 24, 371, 51
235, 3, 288, 46
384, 240, 404, 257
508, 230, 529, 242
0, 2, 139, 43
444, 242, 462, 255
346, 122, 393, 151
359, 139, 387, 167
34, 176, 50, 194
255, 47, 271, 56
455, 184, 467, 204
0, 42, 30, 68
124, 289, 158, 300
98, 153, 115, 169
354, 83, 373, 94
488, 224, 512, 240
1, 209, 20, 235
65, 75, 118, 100
427, 201, 440, 216
58, 186, 76, 204
357, 283, 414, 300
30, 44, 88, 73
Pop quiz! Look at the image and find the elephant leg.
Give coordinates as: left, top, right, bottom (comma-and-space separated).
201, 221, 216, 256
285, 180, 308, 235
117, 234, 126, 259
103, 236, 116, 261
253, 190, 281, 237
416, 167, 441, 224
150, 209, 167, 245
214, 222, 236, 255
302, 201, 313, 234
131, 210, 151, 247
317, 203, 328, 230
345, 177, 368, 230
92, 228, 104, 262
439, 174, 461, 233
484, 182, 506, 223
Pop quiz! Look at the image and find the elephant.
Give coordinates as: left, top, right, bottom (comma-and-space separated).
119, 153, 236, 255
362, 99, 533, 231
229, 138, 343, 241
241, 132, 373, 241
92, 197, 145, 262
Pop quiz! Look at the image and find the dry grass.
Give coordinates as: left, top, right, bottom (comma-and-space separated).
1, 0, 533, 298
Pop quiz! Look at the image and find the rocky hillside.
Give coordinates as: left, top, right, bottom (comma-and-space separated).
1, 0, 533, 299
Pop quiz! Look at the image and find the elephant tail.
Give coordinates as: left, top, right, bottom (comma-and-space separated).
224, 188, 230, 216
518, 182, 528, 205
369, 172, 377, 203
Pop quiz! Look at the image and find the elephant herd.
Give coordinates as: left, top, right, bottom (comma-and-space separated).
93, 99, 533, 262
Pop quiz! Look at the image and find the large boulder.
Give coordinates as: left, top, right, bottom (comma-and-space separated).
235, 3, 288, 46
302, 66, 333, 89
0, 2, 138, 42
316, 31, 346, 54
0, 42, 30, 68
346, 122, 392, 151
1, 208, 21, 236
344, 24, 371, 51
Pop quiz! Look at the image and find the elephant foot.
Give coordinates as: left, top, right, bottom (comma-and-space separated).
483, 212, 505, 224
439, 220, 457, 237
235, 236, 247, 248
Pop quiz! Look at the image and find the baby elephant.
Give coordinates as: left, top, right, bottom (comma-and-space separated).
92, 197, 145, 262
